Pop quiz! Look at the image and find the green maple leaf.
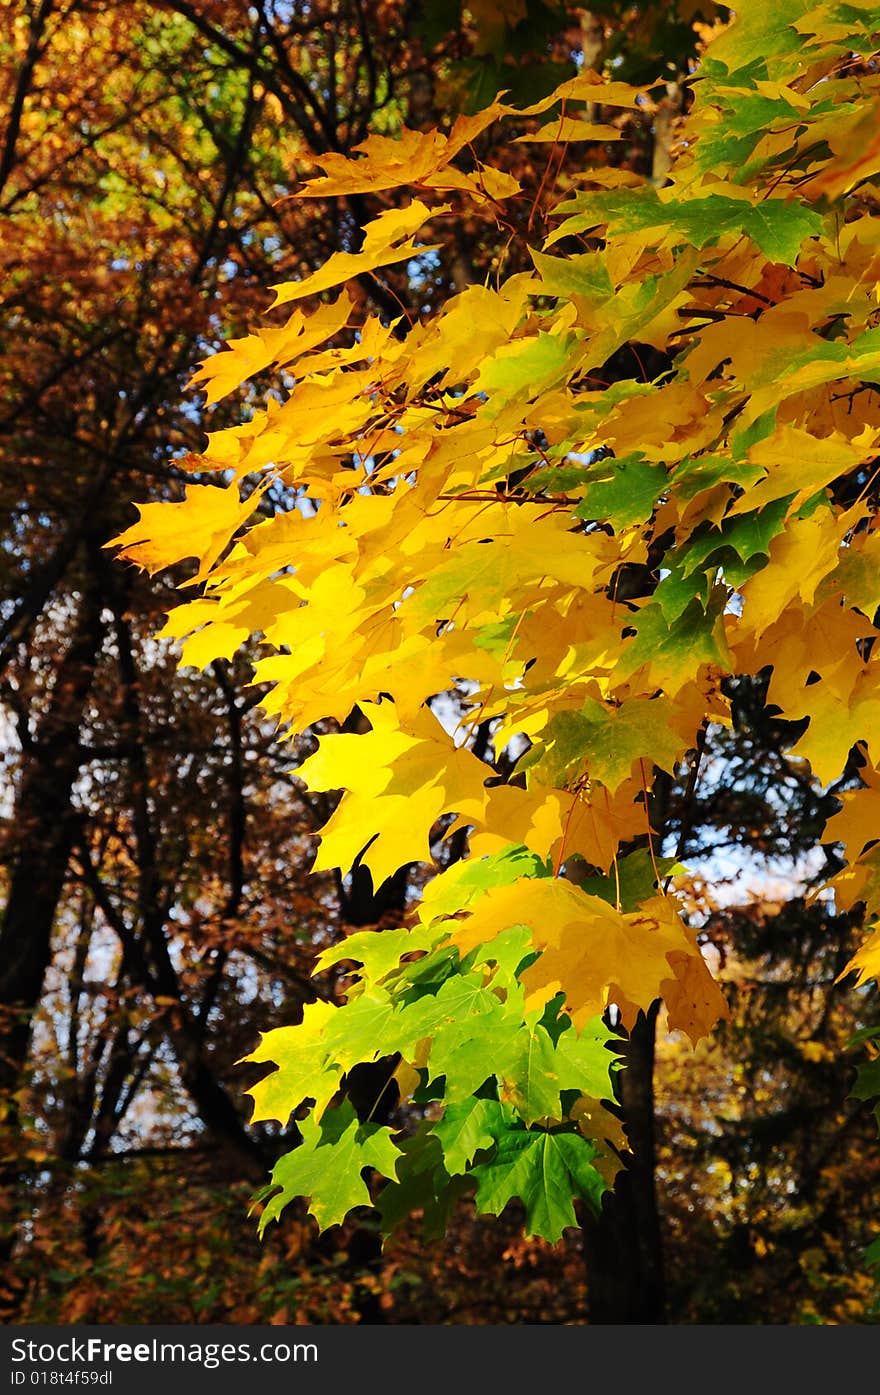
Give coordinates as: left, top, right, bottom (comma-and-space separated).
852, 1055, 880, 1103
256, 1099, 401, 1234
316, 922, 447, 984
530, 695, 686, 792
473, 331, 574, 412
431, 1097, 512, 1175
704, 0, 816, 71
502, 1019, 617, 1124
737, 200, 822, 265
550, 188, 821, 266
577, 849, 677, 912
552, 1018, 619, 1098
671, 453, 764, 506
615, 594, 731, 692
422, 994, 522, 1100
675, 498, 791, 590
397, 971, 525, 1098
574, 455, 668, 528
472, 1124, 607, 1242
399, 968, 513, 1028
377, 1126, 470, 1240
835, 545, 880, 620
322, 993, 398, 1069
652, 560, 714, 624
469, 923, 536, 986
694, 88, 838, 183
531, 247, 614, 302
742, 326, 880, 401
244, 1000, 341, 1125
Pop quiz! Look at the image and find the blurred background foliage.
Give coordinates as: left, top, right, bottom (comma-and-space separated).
1, 0, 879, 1324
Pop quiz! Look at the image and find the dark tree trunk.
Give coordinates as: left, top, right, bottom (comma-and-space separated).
582, 1001, 666, 1323
0, 557, 105, 1270
0, 561, 105, 1098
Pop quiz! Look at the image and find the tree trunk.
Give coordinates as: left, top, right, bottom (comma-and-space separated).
0, 557, 105, 1269
0, 561, 105, 1098
582, 1001, 666, 1323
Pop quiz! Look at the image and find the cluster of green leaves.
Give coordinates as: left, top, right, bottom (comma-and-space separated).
248, 847, 618, 1243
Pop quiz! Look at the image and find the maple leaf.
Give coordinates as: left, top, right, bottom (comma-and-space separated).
111, 483, 255, 581
431, 1097, 512, 1175
298, 106, 510, 198
499, 1017, 618, 1123
661, 950, 730, 1046
823, 767, 880, 860
255, 1100, 400, 1234
573, 455, 668, 529
548, 187, 822, 266
317, 923, 448, 984
735, 425, 872, 515
742, 510, 845, 640
244, 999, 341, 1125
189, 297, 354, 406
448, 875, 717, 1035
547, 71, 661, 110
417, 844, 548, 923
614, 596, 731, 697
295, 701, 494, 887
800, 97, 880, 201
399, 972, 526, 1100
827, 528, 880, 620
515, 117, 622, 144
830, 847, 880, 922
471, 1124, 607, 1242
839, 922, 880, 991
530, 247, 615, 302
268, 201, 444, 307
473, 331, 574, 413
377, 1127, 470, 1241
528, 695, 688, 794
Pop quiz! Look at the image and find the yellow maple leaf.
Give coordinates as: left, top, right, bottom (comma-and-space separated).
244, 999, 340, 1124
733, 425, 873, 516
298, 108, 508, 197
523, 894, 698, 1029
839, 921, 880, 989
549, 71, 659, 110
449, 878, 699, 1029
190, 296, 352, 406
268, 201, 444, 308
514, 118, 623, 144
742, 510, 844, 640
110, 482, 256, 582
788, 661, 880, 786
823, 764, 880, 859
800, 97, 880, 202
661, 949, 729, 1045
296, 702, 493, 887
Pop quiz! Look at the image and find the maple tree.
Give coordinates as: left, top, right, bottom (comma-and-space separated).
114, 0, 880, 1264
